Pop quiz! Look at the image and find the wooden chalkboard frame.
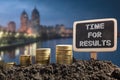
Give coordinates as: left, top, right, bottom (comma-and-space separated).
73, 18, 117, 52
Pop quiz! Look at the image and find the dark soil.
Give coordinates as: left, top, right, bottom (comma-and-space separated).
0, 59, 120, 80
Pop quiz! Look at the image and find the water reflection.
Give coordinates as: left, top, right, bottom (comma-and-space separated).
8, 50, 15, 59
19, 47, 25, 55
15, 48, 20, 57
0, 51, 4, 61
0, 51, 4, 59
0, 43, 37, 65
0, 38, 120, 66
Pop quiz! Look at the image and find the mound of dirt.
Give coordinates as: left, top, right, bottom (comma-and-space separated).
0, 59, 120, 80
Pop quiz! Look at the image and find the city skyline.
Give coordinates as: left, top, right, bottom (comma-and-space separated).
0, 0, 120, 30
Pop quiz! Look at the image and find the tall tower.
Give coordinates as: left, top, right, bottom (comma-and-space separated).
31, 7, 40, 26
20, 10, 29, 32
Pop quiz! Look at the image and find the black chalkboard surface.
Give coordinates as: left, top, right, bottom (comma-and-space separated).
73, 18, 117, 52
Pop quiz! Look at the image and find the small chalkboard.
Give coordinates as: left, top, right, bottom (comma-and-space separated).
73, 18, 117, 52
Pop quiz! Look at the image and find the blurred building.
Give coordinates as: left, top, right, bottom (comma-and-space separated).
7, 21, 16, 32
17, 7, 73, 38
55, 24, 73, 37
18, 10, 29, 33
18, 7, 40, 35
31, 7, 40, 26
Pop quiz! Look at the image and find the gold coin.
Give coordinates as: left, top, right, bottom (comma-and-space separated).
20, 63, 31, 66
36, 56, 50, 61
36, 51, 50, 55
56, 55, 73, 65
7, 62, 16, 65
63, 59, 73, 62
6, 62, 16, 67
36, 60, 49, 62
36, 60, 49, 64
36, 56, 50, 58
36, 48, 51, 57
56, 61, 64, 64
56, 57, 72, 60
56, 45, 72, 50
56, 61, 72, 65
36, 54, 50, 58
36, 48, 51, 53
56, 50, 72, 55
56, 59, 72, 61
56, 60, 72, 64
36, 62, 48, 65
56, 59, 72, 62
56, 55, 72, 59
20, 55, 31, 60
36, 52, 50, 56
20, 55, 32, 66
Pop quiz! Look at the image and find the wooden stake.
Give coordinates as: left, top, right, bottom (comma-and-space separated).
90, 52, 97, 60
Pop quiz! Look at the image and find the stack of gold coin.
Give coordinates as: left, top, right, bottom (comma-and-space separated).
36, 48, 50, 65
6, 62, 16, 68
56, 45, 73, 65
20, 55, 32, 66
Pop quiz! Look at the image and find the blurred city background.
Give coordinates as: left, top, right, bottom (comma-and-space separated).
0, 0, 120, 66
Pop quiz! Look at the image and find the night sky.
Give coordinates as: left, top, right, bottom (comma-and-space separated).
0, 0, 120, 30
